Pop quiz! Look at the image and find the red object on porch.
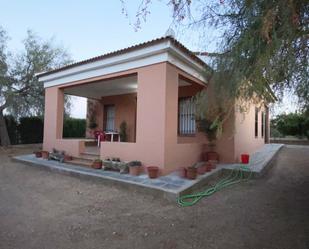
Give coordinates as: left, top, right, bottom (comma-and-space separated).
94, 131, 105, 147
241, 154, 250, 164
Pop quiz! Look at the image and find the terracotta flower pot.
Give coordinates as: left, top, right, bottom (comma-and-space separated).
241, 154, 250, 164
34, 151, 42, 158
208, 160, 218, 169
147, 166, 159, 179
186, 167, 197, 180
205, 162, 212, 172
197, 164, 206, 175
179, 167, 187, 178
129, 166, 141, 176
92, 161, 102, 169
206, 151, 219, 161
41, 151, 49, 159
64, 155, 73, 162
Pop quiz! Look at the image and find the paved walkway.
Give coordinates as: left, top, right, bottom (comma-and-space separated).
13, 144, 283, 199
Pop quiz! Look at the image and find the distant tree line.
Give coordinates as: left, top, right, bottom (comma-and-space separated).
2, 116, 86, 145
271, 111, 309, 139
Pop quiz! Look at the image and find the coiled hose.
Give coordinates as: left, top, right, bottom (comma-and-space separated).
177, 165, 252, 207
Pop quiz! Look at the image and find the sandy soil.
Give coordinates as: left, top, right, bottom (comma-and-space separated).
0, 145, 308, 249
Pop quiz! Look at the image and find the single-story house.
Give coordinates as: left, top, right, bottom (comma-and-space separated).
37, 36, 271, 175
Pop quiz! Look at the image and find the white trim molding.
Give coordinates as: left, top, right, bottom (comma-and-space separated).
38, 39, 208, 88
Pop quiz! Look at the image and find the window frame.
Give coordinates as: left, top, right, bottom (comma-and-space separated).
178, 97, 196, 136
255, 107, 259, 138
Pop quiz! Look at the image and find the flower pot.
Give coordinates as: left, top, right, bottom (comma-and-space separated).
147, 166, 159, 179
179, 167, 187, 178
186, 167, 197, 180
34, 151, 42, 158
64, 155, 73, 162
197, 164, 206, 175
206, 151, 219, 161
208, 160, 218, 169
205, 162, 212, 172
129, 166, 141, 176
241, 154, 250, 164
92, 161, 102, 169
41, 151, 49, 159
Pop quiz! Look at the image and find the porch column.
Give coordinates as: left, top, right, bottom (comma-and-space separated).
136, 63, 167, 167
43, 87, 64, 151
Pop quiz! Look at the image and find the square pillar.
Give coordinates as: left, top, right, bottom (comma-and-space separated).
43, 87, 64, 151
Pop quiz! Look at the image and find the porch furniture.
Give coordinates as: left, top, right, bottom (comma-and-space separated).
105, 131, 120, 142
94, 131, 106, 147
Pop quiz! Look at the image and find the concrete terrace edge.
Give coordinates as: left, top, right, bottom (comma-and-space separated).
11, 144, 284, 202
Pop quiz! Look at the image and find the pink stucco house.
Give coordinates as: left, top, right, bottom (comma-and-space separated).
37, 36, 271, 175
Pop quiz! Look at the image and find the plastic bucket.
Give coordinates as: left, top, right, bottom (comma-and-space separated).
241, 154, 250, 164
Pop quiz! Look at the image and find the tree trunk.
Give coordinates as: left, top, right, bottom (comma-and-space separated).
0, 110, 11, 147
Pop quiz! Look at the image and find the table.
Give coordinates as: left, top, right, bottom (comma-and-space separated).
105, 131, 120, 142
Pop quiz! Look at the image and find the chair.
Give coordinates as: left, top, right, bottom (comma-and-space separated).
94, 130, 105, 147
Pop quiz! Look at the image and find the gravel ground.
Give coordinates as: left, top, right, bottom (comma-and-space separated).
0, 145, 308, 249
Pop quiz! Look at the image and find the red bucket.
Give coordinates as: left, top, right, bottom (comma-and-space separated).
241, 154, 250, 164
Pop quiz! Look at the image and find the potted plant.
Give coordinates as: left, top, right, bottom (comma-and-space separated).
128, 160, 142, 176
205, 162, 212, 172
186, 165, 198, 180
241, 154, 250, 164
196, 163, 206, 175
92, 159, 103, 169
64, 154, 73, 162
147, 166, 159, 179
41, 151, 49, 159
119, 121, 127, 142
34, 151, 42, 158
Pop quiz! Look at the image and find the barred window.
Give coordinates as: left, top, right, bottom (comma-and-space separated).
261, 111, 265, 138
178, 98, 196, 135
255, 108, 259, 138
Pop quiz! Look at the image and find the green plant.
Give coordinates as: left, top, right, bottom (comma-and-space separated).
63, 118, 86, 138
128, 160, 142, 167
18, 117, 44, 144
119, 121, 127, 142
93, 159, 102, 163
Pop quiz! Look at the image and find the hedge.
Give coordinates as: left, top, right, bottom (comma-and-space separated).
5, 115, 19, 145
18, 117, 44, 144
63, 118, 86, 138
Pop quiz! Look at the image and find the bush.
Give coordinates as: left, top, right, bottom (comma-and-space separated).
18, 117, 44, 144
4, 115, 19, 145
63, 118, 86, 138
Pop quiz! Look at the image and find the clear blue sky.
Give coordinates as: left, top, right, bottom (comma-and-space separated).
0, 0, 294, 117
1, 0, 183, 61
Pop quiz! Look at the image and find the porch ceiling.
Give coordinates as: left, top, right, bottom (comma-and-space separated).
63, 75, 191, 99
63, 75, 138, 99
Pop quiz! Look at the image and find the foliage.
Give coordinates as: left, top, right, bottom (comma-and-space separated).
18, 117, 44, 144
0, 27, 72, 146
126, 0, 309, 139
128, 160, 142, 167
4, 115, 18, 145
119, 120, 128, 142
63, 118, 86, 138
271, 111, 309, 139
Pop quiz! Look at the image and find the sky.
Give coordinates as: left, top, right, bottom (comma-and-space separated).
1, 0, 296, 118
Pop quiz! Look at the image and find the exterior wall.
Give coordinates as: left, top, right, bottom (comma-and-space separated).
101, 93, 137, 142
234, 102, 267, 162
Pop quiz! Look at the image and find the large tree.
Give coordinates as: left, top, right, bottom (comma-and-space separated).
0, 28, 71, 146
124, 0, 308, 140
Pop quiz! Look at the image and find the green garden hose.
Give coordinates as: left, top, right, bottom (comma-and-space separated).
177, 165, 252, 207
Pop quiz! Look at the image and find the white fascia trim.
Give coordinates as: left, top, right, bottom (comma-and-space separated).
40, 40, 207, 88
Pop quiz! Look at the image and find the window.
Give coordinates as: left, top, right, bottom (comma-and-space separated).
178, 98, 196, 135
261, 111, 265, 138
105, 105, 115, 131
255, 108, 258, 138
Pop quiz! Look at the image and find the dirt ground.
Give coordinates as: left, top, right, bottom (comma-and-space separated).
0, 145, 308, 249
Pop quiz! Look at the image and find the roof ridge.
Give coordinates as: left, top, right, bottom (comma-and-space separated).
37, 36, 207, 78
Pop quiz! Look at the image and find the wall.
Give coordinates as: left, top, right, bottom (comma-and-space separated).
234, 102, 266, 162
101, 93, 137, 142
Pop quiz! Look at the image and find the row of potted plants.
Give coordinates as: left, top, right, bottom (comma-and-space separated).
91, 158, 160, 179
34, 150, 73, 162
180, 160, 218, 180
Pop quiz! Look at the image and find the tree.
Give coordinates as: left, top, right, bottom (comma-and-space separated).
0, 28, 71, 146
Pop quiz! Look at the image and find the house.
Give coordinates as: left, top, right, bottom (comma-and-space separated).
37, 36, 271, 175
